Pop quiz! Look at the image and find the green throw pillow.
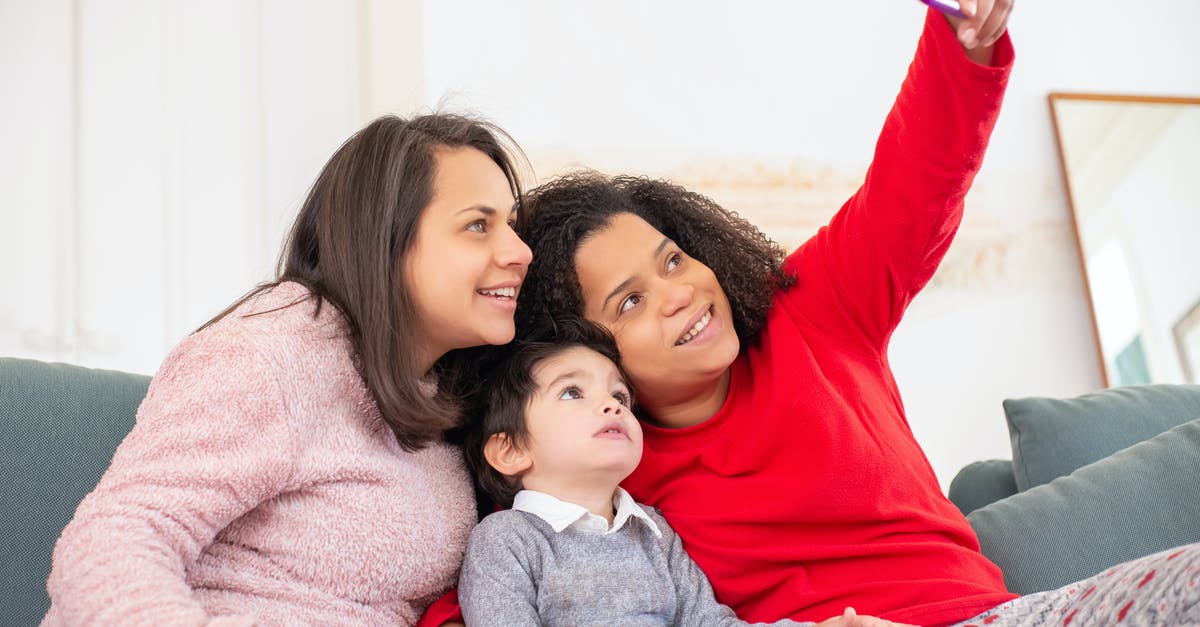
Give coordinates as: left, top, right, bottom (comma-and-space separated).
967, 417, 1200, 595
1003, 384, 1200, 491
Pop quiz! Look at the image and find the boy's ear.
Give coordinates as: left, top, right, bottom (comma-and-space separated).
483, 433, 532, 477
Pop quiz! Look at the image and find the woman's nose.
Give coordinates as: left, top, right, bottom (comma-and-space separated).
659, 279, 694, 316
496, 224, 533, 269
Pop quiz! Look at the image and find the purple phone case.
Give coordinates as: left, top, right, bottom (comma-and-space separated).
919, 0, 967, 19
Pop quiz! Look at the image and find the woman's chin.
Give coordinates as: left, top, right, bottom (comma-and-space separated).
445, 324, 515, 352
706, 332, 741, 372
481, 323, 516, 347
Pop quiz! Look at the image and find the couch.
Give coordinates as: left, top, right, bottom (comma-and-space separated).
1, 358, 150, 627
947, 384, 1200, 594
3, 356, 1199, 625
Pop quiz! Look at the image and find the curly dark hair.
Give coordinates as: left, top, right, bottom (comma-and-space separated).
514, 171, 796, 346
462, 317, 629, 508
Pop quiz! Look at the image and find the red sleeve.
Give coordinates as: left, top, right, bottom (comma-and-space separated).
415, 588, 462, 627
781, 8, 1013, 352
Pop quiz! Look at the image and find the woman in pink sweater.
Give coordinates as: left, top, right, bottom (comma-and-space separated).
43, 114, 532, 625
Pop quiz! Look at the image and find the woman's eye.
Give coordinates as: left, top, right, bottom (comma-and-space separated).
558, 386, 583, 401
666, 252, 682, 271
618, 293, 643, 315
613, 390, 632, 407
467, 220, 487, 233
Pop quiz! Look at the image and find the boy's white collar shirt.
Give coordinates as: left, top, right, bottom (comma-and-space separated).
512, 488, 663, 538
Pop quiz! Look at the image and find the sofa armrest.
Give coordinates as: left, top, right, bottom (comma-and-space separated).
0, 357, 149, 626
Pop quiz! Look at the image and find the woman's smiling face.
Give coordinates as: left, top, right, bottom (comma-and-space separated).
404, 146, 532, 370
573, 213, 739, 420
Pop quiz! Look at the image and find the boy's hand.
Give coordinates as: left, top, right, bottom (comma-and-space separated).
817, 606, 921, 627
943, 0, 1012, 64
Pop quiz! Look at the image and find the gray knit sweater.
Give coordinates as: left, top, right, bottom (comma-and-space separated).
459, 506, 810, 626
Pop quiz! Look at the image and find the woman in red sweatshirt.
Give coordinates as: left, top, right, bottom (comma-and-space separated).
499, 3, 1200, 627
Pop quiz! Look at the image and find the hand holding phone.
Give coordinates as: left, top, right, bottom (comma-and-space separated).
917, 0, 967, 19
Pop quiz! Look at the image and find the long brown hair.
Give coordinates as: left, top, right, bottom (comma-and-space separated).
203, 113, 526, 451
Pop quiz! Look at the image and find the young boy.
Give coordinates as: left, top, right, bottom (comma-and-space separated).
458, 319, 913, 627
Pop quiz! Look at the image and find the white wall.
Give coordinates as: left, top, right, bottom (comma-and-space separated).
3, 0, 1199, 490
1, 0, 419, 374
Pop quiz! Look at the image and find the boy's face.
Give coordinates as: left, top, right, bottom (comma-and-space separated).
518, 346, 643, 496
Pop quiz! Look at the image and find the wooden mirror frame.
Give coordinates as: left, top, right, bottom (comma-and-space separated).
1049, 92, 1200, 387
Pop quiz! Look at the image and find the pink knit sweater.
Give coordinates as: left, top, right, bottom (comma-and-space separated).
43, 282, 476, 626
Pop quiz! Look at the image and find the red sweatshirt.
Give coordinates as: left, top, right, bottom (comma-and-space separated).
621, 10, 1016, 627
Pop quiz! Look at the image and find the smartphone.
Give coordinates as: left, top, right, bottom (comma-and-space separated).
918, 0, 967, 19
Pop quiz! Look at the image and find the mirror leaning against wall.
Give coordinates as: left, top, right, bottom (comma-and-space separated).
1050, 93, 1200, 387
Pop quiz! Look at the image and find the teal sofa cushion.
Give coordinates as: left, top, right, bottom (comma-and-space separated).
947, 459, 1017, 515
0, 358, 148, 627
967, 417, 1200, 595
1003, 384, 1200, 491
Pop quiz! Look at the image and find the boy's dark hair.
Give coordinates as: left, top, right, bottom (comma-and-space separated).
464, 318, 630, 508
514, 171, 796, 347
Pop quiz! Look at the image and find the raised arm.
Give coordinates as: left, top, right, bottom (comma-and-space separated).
782, 3, 1013, 351
944, 0, 1014, 66
44, 337, 300, 625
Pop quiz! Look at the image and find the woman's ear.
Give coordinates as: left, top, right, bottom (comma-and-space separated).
483, 433, 532, 477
